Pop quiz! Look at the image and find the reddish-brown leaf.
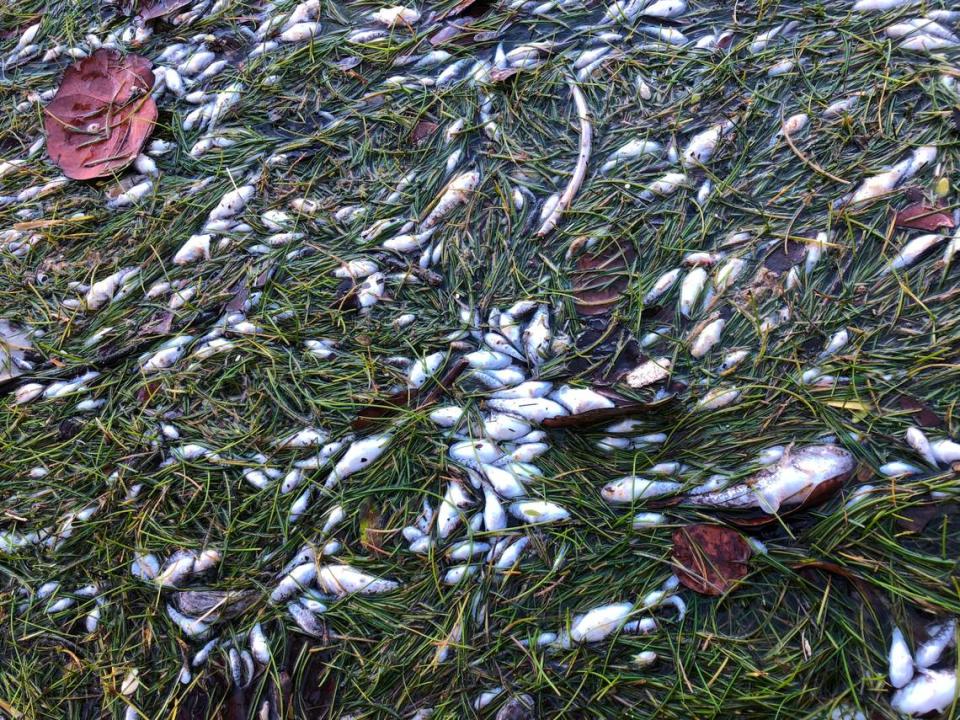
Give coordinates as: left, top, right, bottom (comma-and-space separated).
897, 504, 946, 534
893, 393, 944, 428
411, 120, 439, 145
571, 241, 636, 317
137, 380, 161, 404
672, 524, 751, 596
894, 201, 954, 232
44, 49, 157, 180
139, 311, 174, 336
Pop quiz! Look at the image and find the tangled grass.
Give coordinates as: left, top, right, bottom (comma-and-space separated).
1, 0, 960, 717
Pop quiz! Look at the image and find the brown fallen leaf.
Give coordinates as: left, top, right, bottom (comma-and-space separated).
360, 501, 387, 555
138, 311, 174, 336
44, 49, 157, 180
571, 240, 636, 317
894, 201, 954, 232
295, 637, 336, 716
896, 502, 960, 534
763, 240, 806, 273
788, 559, 879, 605
671, 524, 751, 596
892, 393, 944, 428
411, 120, 439, 145
137, 380, 161, 404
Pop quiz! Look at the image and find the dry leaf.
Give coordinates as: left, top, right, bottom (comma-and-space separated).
893, 201, 954, 232
44, 49, 157, 180
763, 240, 806, 273
892, 394, 943, 428
411, 120, 439, 145
571, 241, 636, 317
672, 524, 751, 596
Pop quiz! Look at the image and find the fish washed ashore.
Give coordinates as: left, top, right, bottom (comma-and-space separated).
1, 0, 960, 717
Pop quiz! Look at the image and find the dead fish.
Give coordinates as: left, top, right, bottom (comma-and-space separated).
487, 398, 568, 423
891, 670, 957, 716
481, 463, 526, 498
600, 139, 662, 174
522, 305, 551, 368
371, 5, 421, 26
490, 381, 553, 399
889, 626, 915, 688
508, 500, 569, 523
916, 619, 957, 669
323, 434, 392, 488
822, 95, 860, 119
843, 157, 913, 206
409, 351, 446, 387
644, 268, 681, 304
483, 413, 532, 441
271, 563, 317, 603
174, 234, 211, 265
275, 427, 329, 449
465, 350, 513, 370
853, 0, 919, 9
883, 234, 946, 274
640, 172, 687, 200
689, 318, 725, 358
601, 477, 682, 503
681, 120, 733, 167
685, 444, 855, 513
900, 34, 958, 51
166, 604, 210, 637
549, 386, 614, 414
429, 406, 464, 427
567, 602, 634, 644
642, 0, 686, 18
748, 21, 797, 53
317, 564, 399, 595
679, 267, 707, 317
906, 427, 938, 466
437, 479, 473, 538
156, 549, 220, 587
208, 184, 254, 222
421, 171, 479, 228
